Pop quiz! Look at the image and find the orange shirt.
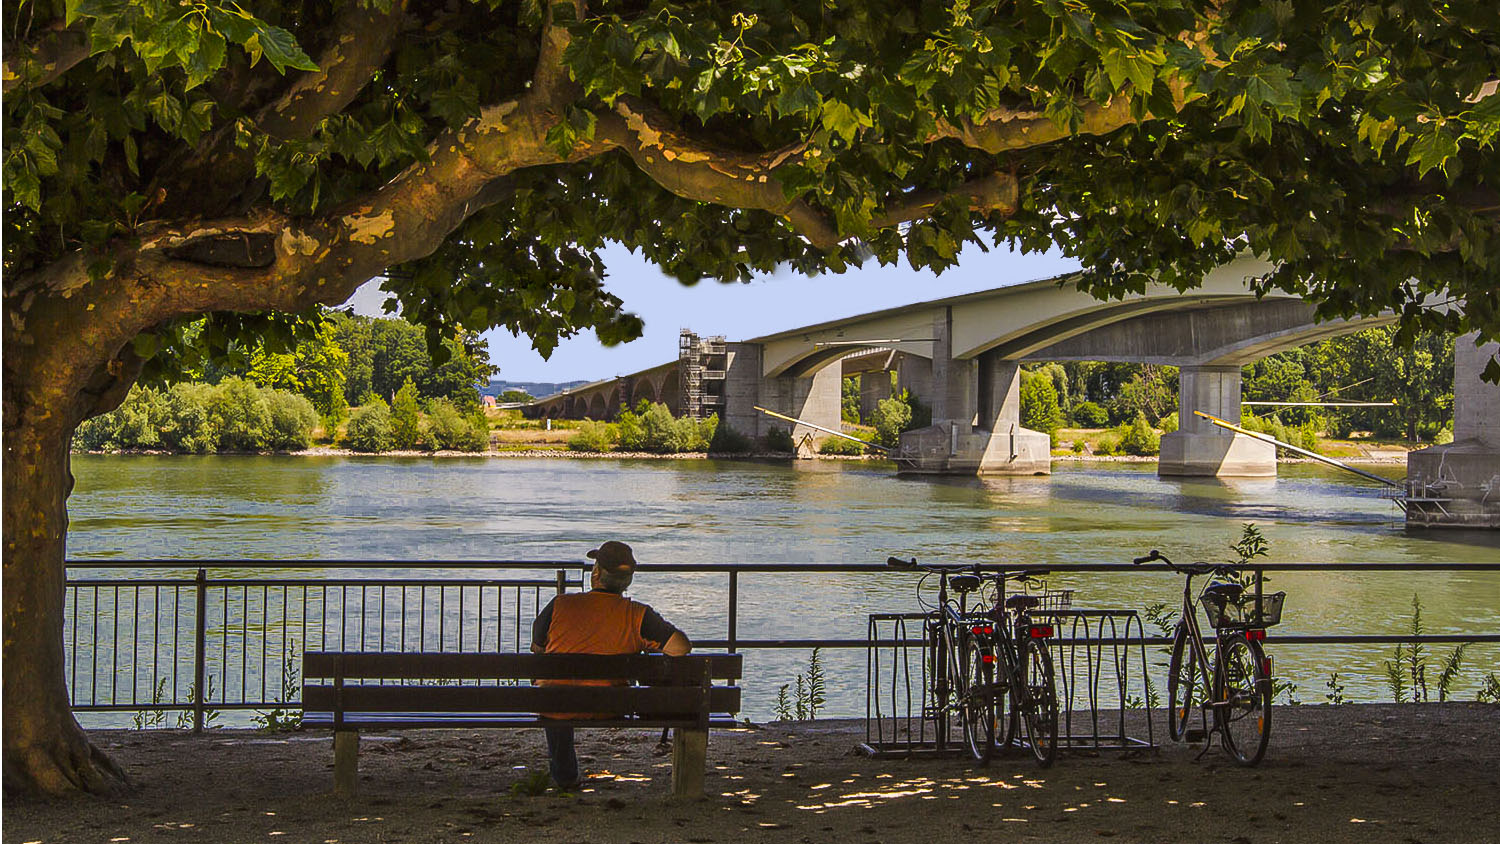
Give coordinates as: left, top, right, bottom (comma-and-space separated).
536, 591, 663, 718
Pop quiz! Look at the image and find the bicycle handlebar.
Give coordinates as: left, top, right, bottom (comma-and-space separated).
885, 557, 1047, 580
1133, 549, 1241, 577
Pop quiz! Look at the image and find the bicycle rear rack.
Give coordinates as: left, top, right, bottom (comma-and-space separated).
861, 609, 1156, 758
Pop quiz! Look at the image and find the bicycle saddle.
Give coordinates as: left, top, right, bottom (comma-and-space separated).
950, 574, 982, 593
1005, 594, 1041, 610
1202, 582, 1244, 600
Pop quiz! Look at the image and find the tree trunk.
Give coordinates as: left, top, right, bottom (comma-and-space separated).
3, 346, 129, 797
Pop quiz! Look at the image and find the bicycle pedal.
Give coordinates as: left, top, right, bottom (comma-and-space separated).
1185, 728, 1208, 743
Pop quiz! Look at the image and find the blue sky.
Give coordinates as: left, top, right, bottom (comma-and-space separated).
346, 241, 1081, 383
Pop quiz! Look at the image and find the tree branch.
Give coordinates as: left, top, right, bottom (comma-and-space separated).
929, 96, 1141, 154
870, 172, 1019, 228
595, 97, 841, 248
2, 25, 88, 94
253, 1, 410, 140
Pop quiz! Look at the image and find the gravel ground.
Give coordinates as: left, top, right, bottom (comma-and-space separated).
7, 703, 1498, 844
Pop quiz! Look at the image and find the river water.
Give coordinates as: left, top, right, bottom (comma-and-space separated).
68, 455, 1500, 720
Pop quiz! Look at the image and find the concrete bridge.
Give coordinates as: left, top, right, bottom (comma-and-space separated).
525, 255, 1497, 519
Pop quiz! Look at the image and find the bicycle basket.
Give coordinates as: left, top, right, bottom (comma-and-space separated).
1035, 589, 1074, 610
1203, 589, 1286, 629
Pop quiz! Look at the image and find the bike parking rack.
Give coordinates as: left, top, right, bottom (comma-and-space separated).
1031, 609, 1155, 753
861, 609, 1155, 758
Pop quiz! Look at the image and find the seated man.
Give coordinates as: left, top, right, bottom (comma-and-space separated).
530, 540, 691, 789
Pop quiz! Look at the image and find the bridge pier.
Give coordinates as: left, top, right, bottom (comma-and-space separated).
897, 309, 1050, 475
858, 370, 892, 421
1404, 333, 1500, 528
721, 343, 842, 446
1159, 365, 1276, 477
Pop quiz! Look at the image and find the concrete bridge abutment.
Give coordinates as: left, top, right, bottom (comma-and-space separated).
1159, 366, 1276, 477
896, 309, 1050, 475
1405, 333, 1500, 528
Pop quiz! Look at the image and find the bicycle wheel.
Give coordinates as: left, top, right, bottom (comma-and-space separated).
1166, 625, 1197, 742
962, 638, 998, 764
1019, 640, 1059, 768
1216, 633, 1272, 766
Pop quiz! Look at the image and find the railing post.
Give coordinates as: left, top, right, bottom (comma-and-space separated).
193, 568, 207, 734
727, 571, 739, 654
555, 569, 567, 596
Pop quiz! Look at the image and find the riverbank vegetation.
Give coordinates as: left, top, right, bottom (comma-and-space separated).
833, 325, 1456, 460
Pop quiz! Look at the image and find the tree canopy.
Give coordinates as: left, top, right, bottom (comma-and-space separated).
5, 0, 1499, 382
3, 0, 1500, 798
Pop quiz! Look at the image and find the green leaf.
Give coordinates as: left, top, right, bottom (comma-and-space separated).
245, 22, 318, 74
1405, 127, 1459, 177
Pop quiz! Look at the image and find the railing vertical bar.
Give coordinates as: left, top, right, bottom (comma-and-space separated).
439, 585, 446, 653
360, 584, 369, 651
193, 569, 207, 732
69, 584, 80, 705
727, 570, 739, 654
380, 585, 388, 652
240, 585, 249, 704
459, 585, 465, 653
219, 584, 229, 710
151, 585, 161, 706
129, 586, 140, 705
401, 586, 408, 652
340, 585, 349, 651
260, 585, 269, 703
110, 586, 120, 706
90, 585, 99, 706
172, 585, 181, 711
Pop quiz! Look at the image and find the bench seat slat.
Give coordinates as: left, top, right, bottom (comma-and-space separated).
304, 651, 741, 682
304, 684, 740, 715
301, 711, 741, 730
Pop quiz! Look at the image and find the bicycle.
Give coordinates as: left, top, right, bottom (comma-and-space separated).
1133, 549, 1285, 766
887, 557, 1060, 767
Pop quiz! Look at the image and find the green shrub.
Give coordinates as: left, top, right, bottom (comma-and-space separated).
765, 427, 795, 452
1159, 411, 1179, 434
210, 377, 272, 451
264, 390, 318, 450
1071, 400, 1109, 428
818, 434, 867, 456
1119, 412, 1161, 456
345, 399, 394, 452
1071, 438, 1085, 454
390, 378, 421, 449
1020, 371, 1064, 432
709, 422, 753, 454
568, 420, 617, 452
615, 404, 646, 450
869, 395, 913, 448
1095, 437, 1119, 456
160, 383, 219, 453
425, 398, 486, 450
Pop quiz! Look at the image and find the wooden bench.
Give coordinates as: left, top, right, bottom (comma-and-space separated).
301, 652, 742, 798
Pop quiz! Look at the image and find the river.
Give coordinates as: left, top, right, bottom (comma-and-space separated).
67, 455, 1500, 721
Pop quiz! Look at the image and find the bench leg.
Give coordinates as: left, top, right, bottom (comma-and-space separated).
334, 730, 359, 796
670, 727, 708, 799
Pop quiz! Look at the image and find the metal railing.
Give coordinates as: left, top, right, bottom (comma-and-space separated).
63, 559, 1500, 727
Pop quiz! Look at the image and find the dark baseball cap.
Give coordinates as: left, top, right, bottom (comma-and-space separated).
586, 541, 637, 574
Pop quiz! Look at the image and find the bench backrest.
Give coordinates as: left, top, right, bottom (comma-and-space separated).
303, 652, 742, 728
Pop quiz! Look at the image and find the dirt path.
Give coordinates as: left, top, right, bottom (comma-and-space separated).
7, 704, 1497, 844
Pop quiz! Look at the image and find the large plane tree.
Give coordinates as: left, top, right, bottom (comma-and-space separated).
4, 0, 1497, 796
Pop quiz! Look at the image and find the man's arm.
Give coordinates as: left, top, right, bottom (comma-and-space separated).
530, 598, 556, 654
661, 631, 692, 656
640, 606, 691, 655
